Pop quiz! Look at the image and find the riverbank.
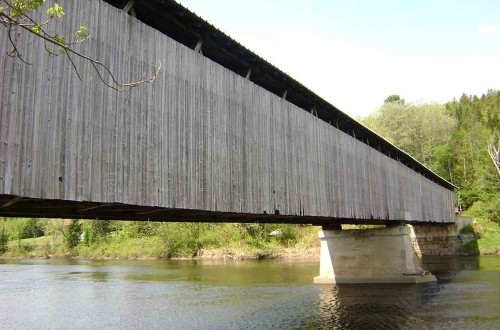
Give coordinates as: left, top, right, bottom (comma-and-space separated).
465, 216, 500, 255
0, 244, 321, 261
2, 217, 499, 260
0, 223, 321, 261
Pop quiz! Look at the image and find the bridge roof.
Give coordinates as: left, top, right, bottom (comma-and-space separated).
105, 0, 454, 190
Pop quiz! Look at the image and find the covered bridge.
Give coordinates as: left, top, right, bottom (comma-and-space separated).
0, 0, 455, 224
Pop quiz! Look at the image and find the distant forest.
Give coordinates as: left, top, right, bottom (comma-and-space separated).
362, 90, 500, 223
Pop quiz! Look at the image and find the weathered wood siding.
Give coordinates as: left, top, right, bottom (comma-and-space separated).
0, 0, 454, 222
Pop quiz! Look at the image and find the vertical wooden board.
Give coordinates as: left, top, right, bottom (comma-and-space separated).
291, 103, 300, 215
12, 44, 27, 197
157, 41, 168, 207
4, 51, 20, 196
0, 40, 11, 194
17, 39, 33, 198
7, 57, 20, 196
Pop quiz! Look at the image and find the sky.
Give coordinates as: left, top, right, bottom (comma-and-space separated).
177, 0, 500, 118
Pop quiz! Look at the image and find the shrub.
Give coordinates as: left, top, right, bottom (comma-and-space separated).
466, 201, 488, 219
83, 220, 112, 245
0, 228, 8, 254
466, 197, 500, 224
276, 225, 298, 246
65, 220, 82, 248
21, 218, 46, 239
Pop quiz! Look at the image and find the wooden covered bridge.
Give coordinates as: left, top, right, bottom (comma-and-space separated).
0, 0, 455, 225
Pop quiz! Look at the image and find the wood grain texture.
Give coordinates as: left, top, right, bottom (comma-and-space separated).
0, 0, 455, 223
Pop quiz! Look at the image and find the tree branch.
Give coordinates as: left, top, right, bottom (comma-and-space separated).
6, 21, 31, 64
0, 1, 161, 91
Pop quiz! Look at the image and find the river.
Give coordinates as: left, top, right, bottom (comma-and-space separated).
1, 256, 500, 329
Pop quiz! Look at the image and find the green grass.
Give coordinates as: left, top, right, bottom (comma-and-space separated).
470, 217, 500, 254
7, 235, 64, 247
76, 236, 166, 259
3, 234, 65, 258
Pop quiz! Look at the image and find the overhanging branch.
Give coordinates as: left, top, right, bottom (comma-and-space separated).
0, 1, 161, 91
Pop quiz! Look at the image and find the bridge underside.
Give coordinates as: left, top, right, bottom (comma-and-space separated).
0, 194, 413, 225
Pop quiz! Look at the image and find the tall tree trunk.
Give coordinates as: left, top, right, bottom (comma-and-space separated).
488, 135, 500, 179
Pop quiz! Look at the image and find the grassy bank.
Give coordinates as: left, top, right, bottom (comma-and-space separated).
465, 217, 500, 255
2, 217, 500, 260
0, 219, 320, 260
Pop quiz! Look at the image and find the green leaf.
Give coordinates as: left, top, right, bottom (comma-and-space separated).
55, 34, 65, 44
54, 4, 64, 18
74, 26, 89, 41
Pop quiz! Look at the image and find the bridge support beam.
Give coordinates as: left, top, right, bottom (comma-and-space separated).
314, 225, 437, 284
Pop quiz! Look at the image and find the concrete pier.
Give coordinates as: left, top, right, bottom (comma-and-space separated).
314, 226, 437, 284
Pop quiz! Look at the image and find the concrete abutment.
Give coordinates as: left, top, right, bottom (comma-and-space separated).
314, 226, 437, 284
411, 217, 475, 257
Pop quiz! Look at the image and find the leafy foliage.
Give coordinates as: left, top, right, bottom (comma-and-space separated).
362, 101, 456, 171
445, 91, 500, 216
0, 217, 46, 241
21, 218, 46, 238
0, 226, 8, 254
83, 220, 113, 245
384, 94, 405, 104
65, 220, 82, 249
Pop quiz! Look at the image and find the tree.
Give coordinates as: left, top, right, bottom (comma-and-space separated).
443, 91, 500, 212
64, 219, 82, 249
44, 218, 66, 245
384, 94, 405, 104
362, 101, 456, 171
21, 218, 46, 239
83, 219, 112, 245
0, 224, 8, 254
0, 0, 160, 90
488, 134, 500, 178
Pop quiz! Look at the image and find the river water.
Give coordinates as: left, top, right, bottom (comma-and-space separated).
1, 256, 500, 329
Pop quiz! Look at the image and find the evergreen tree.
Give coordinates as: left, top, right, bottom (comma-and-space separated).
0, 226, 8, 254
65, 220, 82, 249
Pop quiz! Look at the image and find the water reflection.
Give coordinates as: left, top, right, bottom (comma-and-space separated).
310, 256, 497, 330
122, 259, 319, 285
314, 284, 438, 329
67, 271, 110, 282
423, 255, 480, 282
